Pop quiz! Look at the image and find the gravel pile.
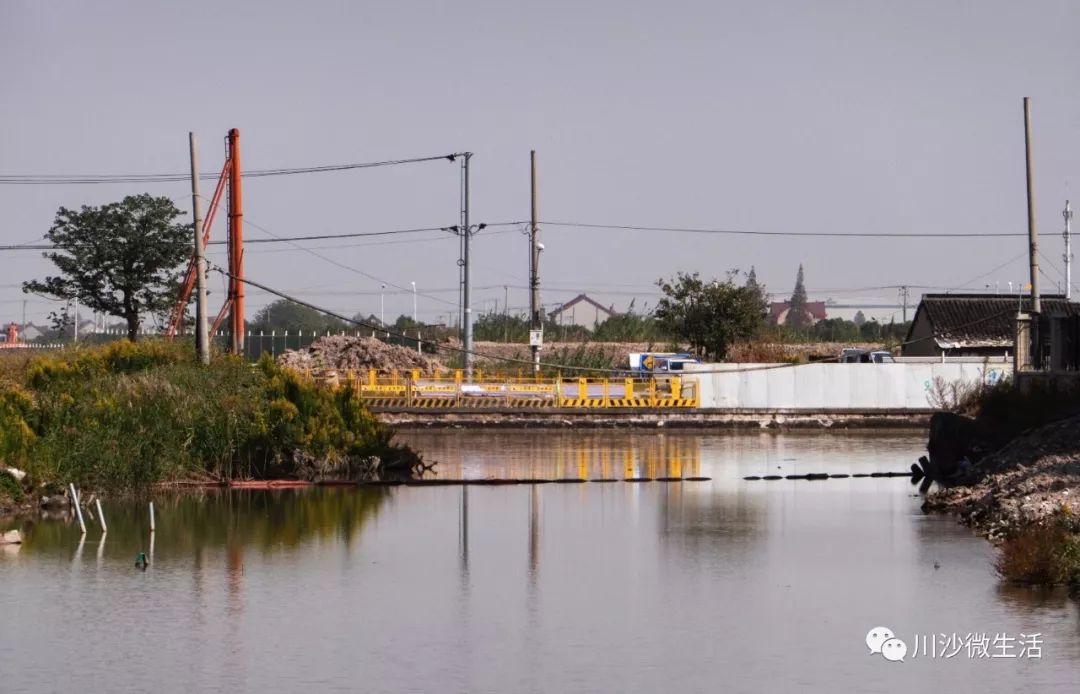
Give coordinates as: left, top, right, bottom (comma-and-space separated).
278, 335, 443, 373
923, 414, 1080, 539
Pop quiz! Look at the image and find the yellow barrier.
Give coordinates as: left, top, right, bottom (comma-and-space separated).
326, 369, 702, 410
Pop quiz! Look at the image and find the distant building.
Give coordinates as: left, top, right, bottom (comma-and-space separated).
19, 324, 44, 342
768, 301, 827, 326
902, 293, 1080, 358
547, 294, 616, 327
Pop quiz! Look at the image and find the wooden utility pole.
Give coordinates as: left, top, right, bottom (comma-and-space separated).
530, 150, 542, 373
189, 132, 211, 365
227, 128, 245, 355
1023, 97, 1040, 368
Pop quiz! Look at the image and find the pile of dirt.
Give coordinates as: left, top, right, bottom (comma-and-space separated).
923, 414, 1080, 539
277, 335, 443, 373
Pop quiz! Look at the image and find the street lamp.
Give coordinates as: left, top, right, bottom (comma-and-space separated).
411, 281, 417, 323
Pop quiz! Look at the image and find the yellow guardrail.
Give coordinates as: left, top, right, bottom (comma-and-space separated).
300, 369, 700, 409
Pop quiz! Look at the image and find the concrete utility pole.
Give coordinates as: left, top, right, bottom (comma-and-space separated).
1024, 98, 1040, 315
1064, 200, 1073, 301
380, 283, 386, 329
462, 152, 474, 378
1021, 97, 1041, 371
189, 132, 210, 365
898, 285, 910, 323
411, 281, 417, 323
529, 150, 542, 373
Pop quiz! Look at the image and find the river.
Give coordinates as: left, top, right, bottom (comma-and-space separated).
1, 430, 1077, 693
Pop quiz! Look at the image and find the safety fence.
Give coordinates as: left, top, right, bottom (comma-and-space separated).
306, 369, 700, 409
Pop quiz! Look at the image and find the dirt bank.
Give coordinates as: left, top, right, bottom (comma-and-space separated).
922, 414, 1080, 539
278, 335, 443, 372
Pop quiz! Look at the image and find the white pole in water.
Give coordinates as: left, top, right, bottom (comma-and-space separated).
149, 502, 156, 532
69, 483, 86, 534
95, 498, 107, 533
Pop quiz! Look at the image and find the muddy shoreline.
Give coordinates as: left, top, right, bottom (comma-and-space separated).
922, 414, 1080, 541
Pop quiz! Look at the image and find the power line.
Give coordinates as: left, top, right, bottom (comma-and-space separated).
0, 222, 525, 252
540, 221, 1026, 238
240, 217, 458, 308
0, 153, 466, 185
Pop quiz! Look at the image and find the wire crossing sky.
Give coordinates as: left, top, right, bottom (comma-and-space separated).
2, 0, 1078, 326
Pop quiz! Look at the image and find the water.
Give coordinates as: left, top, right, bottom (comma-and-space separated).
2, 430, 1077, 693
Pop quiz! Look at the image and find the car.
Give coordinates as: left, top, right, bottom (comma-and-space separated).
840, 348, 896, 364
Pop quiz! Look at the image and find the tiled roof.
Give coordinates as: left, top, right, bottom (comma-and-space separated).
911, 293, 1080, 348
768, 301, 828, 323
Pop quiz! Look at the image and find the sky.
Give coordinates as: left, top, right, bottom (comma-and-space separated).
2, 0, 1080, 328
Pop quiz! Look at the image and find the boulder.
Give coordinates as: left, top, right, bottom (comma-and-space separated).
3, 467, 26, 482
40, 494, 68, 510
926, 412, 993, 483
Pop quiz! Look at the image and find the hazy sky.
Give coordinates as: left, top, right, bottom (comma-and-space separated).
3, 0, 1079, 327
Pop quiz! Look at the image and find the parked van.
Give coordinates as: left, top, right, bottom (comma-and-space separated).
839, 348, 895, 364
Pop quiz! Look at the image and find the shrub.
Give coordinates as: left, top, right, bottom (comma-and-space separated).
995, 508, 1080, 586
0, 470, 22, 503
0, 340, 401, 489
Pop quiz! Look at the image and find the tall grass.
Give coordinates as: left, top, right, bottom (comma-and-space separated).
995, 508, 1080, 587
0, 341, 401, 489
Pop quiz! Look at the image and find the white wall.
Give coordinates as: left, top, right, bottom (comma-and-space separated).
686, 362, 1011, 410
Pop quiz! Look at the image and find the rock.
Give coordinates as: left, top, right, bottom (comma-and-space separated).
1, 529, 22, 545
40, 494, 68, 510
3, 467, 26, 482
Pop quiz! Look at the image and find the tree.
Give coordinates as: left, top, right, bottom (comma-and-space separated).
250, 299, 348, 334
787, 264, 812, 329
654, 271, 767, 360
853, 310, 867, 327
745, 266, 761, 293
23, 194, 191, 341
593, 300, 659, 341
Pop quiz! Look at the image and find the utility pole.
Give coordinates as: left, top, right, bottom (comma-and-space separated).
1023, 97, 1041, 368
1064, 200, 1073, 301
73, 294, 78, 343
189, 132, 210, 365
898, 285, 910, 323
21, 299, 26, 329
462, 152, 474, 378
529, 150, 542, 373
411, 281, 417, 323
227, 128, 245, 355
380, 283, 386, 330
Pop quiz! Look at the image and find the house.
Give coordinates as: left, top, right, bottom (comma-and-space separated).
902, 293, 1080, 358
768, 301, 827, 326
547, 294, 616, 327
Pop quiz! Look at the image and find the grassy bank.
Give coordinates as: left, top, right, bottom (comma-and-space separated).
0, 341, 413, 492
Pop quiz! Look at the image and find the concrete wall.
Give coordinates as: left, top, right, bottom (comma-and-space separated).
686, 361, 1011, 410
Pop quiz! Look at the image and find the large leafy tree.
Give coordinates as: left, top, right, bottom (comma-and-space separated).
23, 194, 191, 341
655, 271, 767, 360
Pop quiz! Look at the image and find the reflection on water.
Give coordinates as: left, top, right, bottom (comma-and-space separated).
2, 431, 1078, 693
16, 487, 389, 559
406, 429, 704, 479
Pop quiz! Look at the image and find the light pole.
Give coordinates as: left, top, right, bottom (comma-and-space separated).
380, 283, 386, 330
411, 281, 417, 323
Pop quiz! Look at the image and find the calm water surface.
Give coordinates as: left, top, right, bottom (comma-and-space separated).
1, 430, 1078, 693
